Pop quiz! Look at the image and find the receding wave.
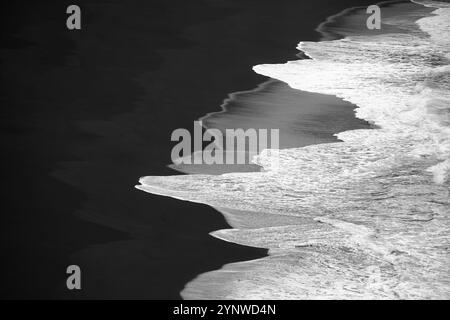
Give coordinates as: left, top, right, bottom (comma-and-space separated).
137, 0, 450, 299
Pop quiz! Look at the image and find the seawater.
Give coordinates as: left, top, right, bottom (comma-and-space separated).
137, 0, 450, 299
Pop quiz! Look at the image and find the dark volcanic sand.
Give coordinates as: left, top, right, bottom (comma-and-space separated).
1, 0, 376, 299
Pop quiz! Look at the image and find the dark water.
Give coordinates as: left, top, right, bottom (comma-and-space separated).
0, 0, 377, 299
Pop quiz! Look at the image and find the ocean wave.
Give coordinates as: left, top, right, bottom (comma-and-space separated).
137, 0, 450, 299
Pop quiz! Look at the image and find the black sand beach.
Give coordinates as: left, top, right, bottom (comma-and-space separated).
1, 0, 376, 299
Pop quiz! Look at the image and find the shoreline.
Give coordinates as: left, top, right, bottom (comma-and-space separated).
175, 0, 449, 299
1, 0, 385, 299
150, 2, 382, 298
137, 0, 449, 299
61, 0, 379, 299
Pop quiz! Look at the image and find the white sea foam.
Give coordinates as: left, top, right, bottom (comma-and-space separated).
137, 1, 450, 299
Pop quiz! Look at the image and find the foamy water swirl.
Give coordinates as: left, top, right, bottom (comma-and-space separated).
137, 1, 450, 299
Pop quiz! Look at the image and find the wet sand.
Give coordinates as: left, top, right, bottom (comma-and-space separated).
171, 79, 370, 176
